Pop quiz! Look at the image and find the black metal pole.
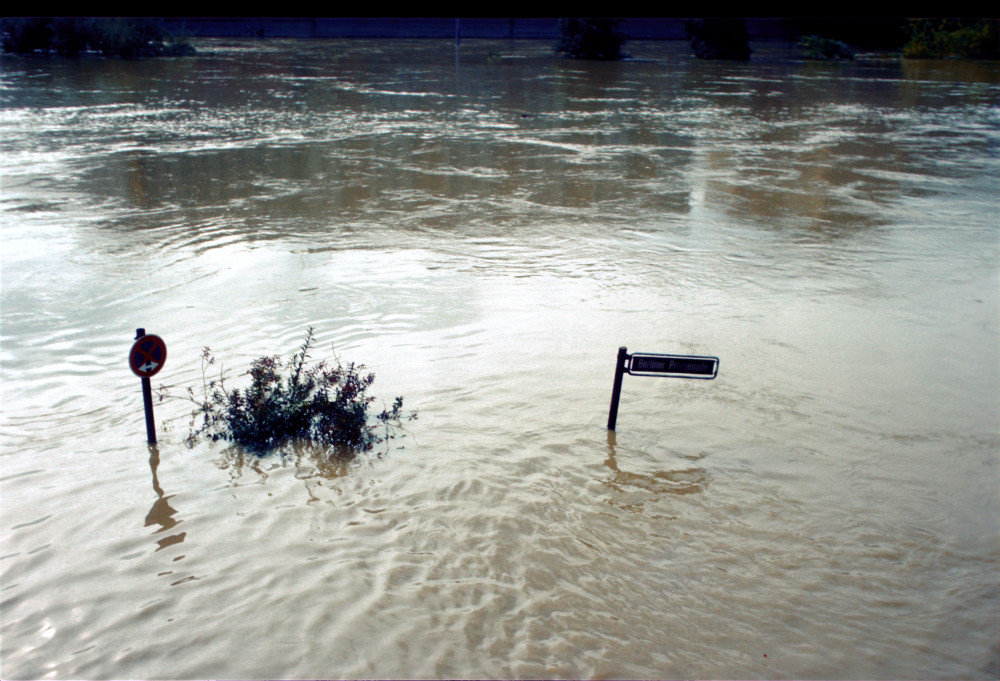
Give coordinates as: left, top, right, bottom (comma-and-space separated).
141, 376, 156, 444
136, 328, 156, 444
607, 346, 629, 431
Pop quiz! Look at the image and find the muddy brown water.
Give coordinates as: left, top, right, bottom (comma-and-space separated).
1, 39, 998, 679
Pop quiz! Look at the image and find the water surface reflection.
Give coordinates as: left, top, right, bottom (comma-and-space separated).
145, 445, 185, 552
1, 39, 997, 680
603, 431, 708, 509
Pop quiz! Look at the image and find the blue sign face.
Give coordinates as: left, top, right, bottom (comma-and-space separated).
628, 353, 718, 379
129, 335, 167, 378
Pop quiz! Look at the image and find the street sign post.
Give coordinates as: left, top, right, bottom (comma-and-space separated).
130, 329, 166, 444
607, 346, 718, 430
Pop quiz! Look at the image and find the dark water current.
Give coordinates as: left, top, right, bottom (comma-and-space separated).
1, 39, 998, 679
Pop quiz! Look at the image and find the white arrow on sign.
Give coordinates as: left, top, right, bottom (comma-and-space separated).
139, 361, 159, 372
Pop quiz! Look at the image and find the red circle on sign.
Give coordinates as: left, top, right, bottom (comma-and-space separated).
129, 334, 167, 378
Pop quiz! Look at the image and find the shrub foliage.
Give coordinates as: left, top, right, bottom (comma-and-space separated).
2, 17, 194, 58
798, 35, 855, 60
168, 329, 413, 455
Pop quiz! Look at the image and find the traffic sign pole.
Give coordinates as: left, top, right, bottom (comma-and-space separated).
141, 373, 156, 444
607, 346, 629, 431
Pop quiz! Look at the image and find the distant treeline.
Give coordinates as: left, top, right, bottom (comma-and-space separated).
554, 18, 998, 61
1, 17, 194, 58
155, 17, 912, 46
3, 17, 996, 61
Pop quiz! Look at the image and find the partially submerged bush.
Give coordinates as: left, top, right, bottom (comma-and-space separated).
798, 35, 855, 60
556, 18, 626, 60
164, 329, 414, 456
785, 18, 908, 50
1, 17, 194, 58
685, 18, 752, 60
903, 18, 999, 60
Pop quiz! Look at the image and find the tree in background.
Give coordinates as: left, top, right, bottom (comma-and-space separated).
2, 17, 194, 58
903, 18, 999, 59
685, 19, 752, 60
556, 18, 626, 60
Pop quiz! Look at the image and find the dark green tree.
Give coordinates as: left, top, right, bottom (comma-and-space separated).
1, 17, 194, 58
903, 18, 999, 59
685, 18, 752, 60
556, 18, 626, 60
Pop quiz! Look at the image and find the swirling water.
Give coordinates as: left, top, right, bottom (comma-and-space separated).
1, 39, 998, 679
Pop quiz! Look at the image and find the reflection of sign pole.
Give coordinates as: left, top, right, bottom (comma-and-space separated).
130, 328, 167, 444
607, 346, 718, 431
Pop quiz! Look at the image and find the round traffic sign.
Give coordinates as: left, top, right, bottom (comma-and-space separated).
130, 334, 167, 378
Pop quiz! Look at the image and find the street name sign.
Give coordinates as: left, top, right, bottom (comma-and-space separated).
628, 353, 718, 379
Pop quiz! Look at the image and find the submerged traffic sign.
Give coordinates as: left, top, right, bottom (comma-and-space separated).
131, 328, 165, 444
129, 334, 167, 378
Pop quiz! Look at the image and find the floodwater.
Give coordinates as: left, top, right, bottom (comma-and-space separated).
1, 39, 998, 679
